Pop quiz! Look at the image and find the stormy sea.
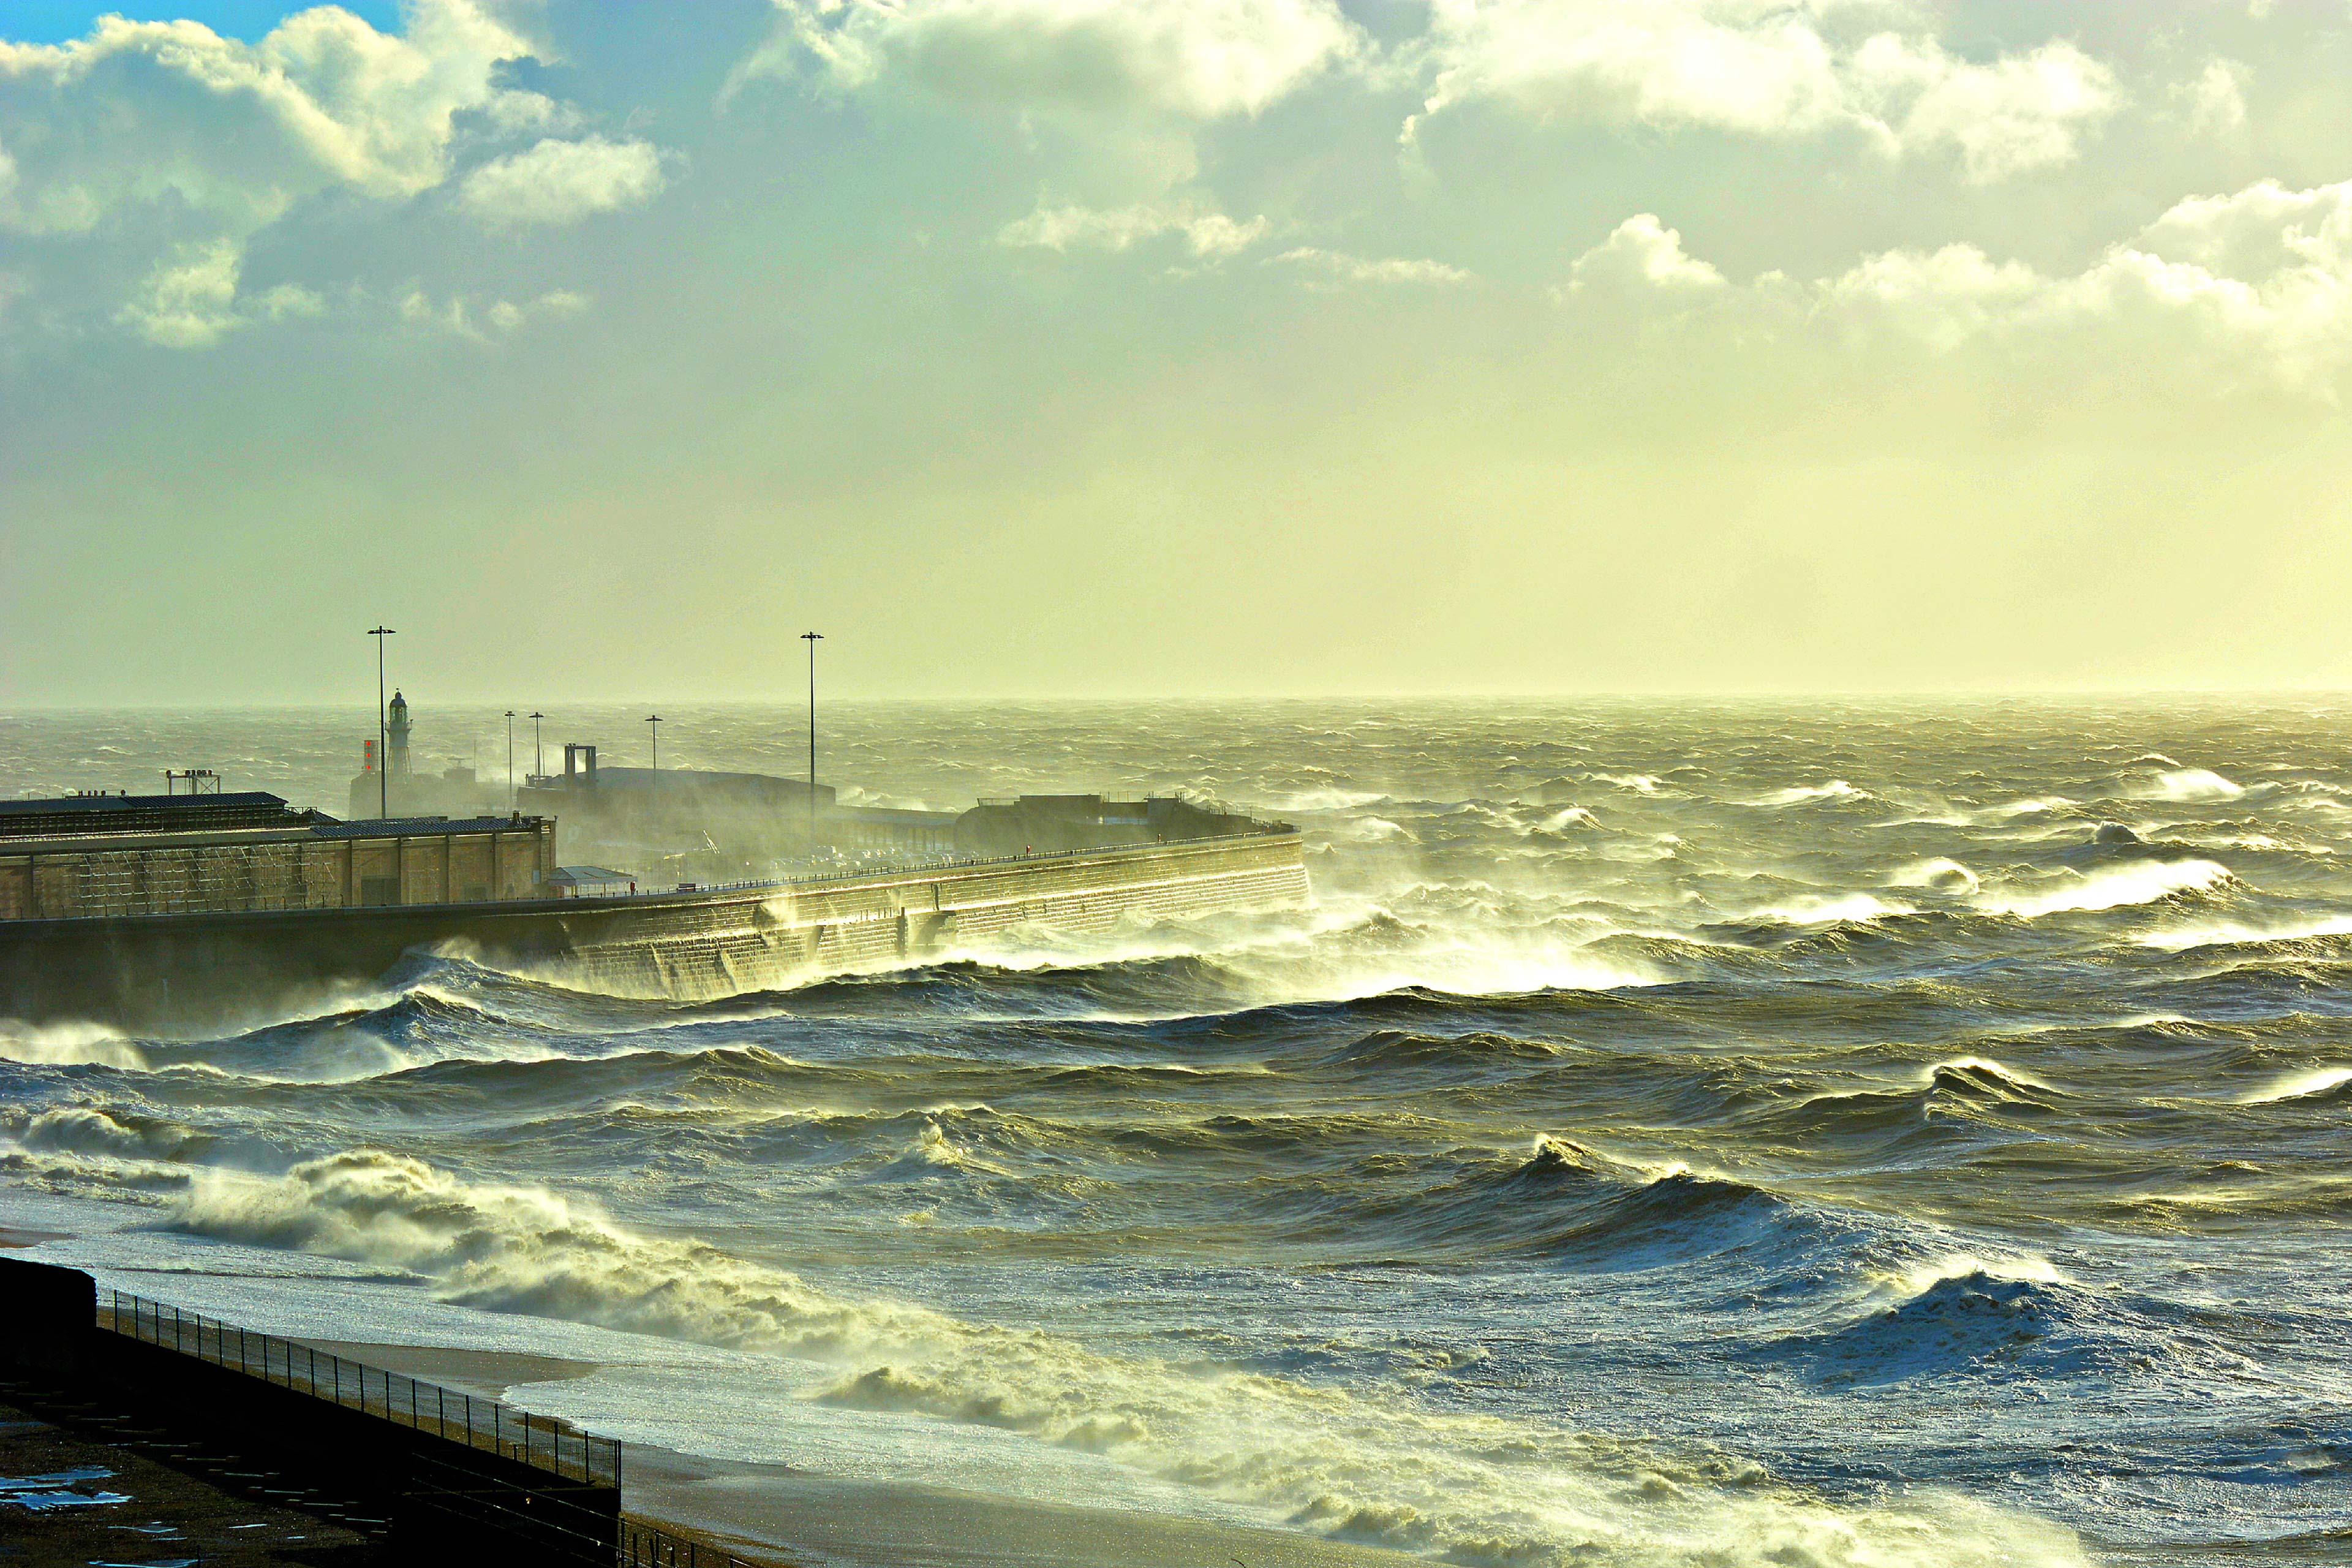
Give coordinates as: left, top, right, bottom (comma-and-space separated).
1, 698, 2346, 1567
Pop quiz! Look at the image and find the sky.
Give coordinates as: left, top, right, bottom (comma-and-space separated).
4, 0, 2352, 704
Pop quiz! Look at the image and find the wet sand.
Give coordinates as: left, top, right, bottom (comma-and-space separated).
0, 1225, 72, 1250
625, 1443, 1411, 1568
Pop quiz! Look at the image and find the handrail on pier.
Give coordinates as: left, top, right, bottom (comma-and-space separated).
99, 1288, 620, 1490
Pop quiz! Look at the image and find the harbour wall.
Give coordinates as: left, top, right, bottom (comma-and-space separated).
0, 830, 1310, 1028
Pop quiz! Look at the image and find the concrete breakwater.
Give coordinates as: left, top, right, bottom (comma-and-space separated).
0, 829, 1310, 1028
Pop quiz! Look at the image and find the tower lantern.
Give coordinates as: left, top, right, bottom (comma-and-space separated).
387, 690, 412, 777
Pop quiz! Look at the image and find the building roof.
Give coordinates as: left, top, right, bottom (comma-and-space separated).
528, 767, 826, 794
0, 793, 318, 840
311, 816, 543, 839
830, 805, 959, 826
547, 865, 634, 885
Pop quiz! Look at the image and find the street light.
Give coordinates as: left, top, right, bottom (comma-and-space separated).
646, 714, 662, 779
368, 625, 395, 820
529, 712, 545, 782
801, 631, 822, 851
505, 710, 515, 809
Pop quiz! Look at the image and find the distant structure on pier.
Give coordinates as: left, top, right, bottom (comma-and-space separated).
347, 690, 504, 821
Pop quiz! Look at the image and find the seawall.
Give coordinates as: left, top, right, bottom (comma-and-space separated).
0, 829, 1310, 1028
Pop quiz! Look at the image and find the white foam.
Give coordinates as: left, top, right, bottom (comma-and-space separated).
1751, 893, 1914, 927
1977, 860, 2233, 919
1986, 796, 2077, 820
1888, 859, 1980, 895
143, 1150, 2089, 1568
1877, 1252, 2068, 1305
2136, 914, 2352, 952
1273, 788, 1387, 812
2241, 1067, 2352, 1104
1747, 780, 1870, 807
2133, 769, 2245, 803
0, 1020, 146, 1071
1917, 1057, 2057, 1093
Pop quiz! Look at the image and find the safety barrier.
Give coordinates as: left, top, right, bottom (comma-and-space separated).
101, 1289, 620, 1488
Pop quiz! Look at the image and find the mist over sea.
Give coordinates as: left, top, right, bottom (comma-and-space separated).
2, 698, 2347, 1566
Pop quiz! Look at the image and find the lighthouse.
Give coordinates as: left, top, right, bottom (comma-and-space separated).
387, 690, 412, 778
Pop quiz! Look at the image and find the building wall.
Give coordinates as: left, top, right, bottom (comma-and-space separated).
0, 823, 553, 921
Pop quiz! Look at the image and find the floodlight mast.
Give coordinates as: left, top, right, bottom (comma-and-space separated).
368, 626, 396, 820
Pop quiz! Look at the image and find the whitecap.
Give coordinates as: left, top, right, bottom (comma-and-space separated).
1747, 780, 1871, 807
0, 1020, 146, 1071
2240, 1066, 2352, 1104
1751, 892, 1914, 926
2132, 768, 2245, 803
1888, 858, 1980, 895
2136, 914, 2352, 952
1976, 859, 2233, 919
156, 1149, 2094, 1568
1876, 1251, 2069, 1305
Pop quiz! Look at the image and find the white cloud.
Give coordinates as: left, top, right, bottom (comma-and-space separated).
405, 285, 591, 339
1855, 36, 2119, 183
1274, 246, 1473, 285
459, 135, 666, 227
0, 3, 543, 236
253, 281, 325, 320
1567, 214, 1724, 296
1578, 178, 2352, 393
1409, 1, 2120, 182
0, 5, 662, 342
1814, 241, 2043, 350
999, 200, 1269, 257
2133, 178, 2348, 277
116, 239, 245, 347
741, 0, 1362, 120
401, 287, 478, 337
2177, 58, 2249, 137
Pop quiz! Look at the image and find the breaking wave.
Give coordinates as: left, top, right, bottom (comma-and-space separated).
1975, 859, 2235, 918
160, 1148, 2087, 1567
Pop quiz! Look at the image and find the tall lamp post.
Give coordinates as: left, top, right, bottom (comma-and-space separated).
801, 631, 822, 851
646, 714, 662, 779
529, 712, 545, 783
368, 625, 396, 820
505, 710, 516, 808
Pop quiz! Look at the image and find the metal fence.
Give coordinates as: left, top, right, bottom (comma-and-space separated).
560, 827, 1295, 902
620, 1517, 772, 1567
100, 1289, 620, 1489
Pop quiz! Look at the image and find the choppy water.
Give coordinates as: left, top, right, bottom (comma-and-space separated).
2, 699, 2348, 1566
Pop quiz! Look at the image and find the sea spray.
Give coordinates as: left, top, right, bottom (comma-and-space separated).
164, 1149, 2088, 1568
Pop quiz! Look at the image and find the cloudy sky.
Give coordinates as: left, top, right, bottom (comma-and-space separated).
4, 0, 2351, 703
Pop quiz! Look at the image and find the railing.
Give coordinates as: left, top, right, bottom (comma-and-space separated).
560, 829, 1298, 902
100, 1289, 620, 1489
620, 1517, 775, 1567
